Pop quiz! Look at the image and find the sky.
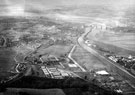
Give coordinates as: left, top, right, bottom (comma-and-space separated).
0, 0, 135, 16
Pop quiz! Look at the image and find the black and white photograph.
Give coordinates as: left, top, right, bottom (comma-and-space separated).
0, 0, 135, 95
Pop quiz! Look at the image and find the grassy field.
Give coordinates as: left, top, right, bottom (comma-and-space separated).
93, 41, 135, 56
0, 48, 16, 72
87, 28, 135, 56
98, 31, 135, 51
72, 45, 107, 71
35, 44, 73, 57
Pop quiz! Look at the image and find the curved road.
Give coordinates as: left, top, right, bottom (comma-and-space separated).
78, 26, 135, 87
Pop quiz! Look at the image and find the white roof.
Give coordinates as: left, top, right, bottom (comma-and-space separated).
116, 89, 122, 93
96, 70, 109, 75
68, 64, 77, 67
61, 72, 69, 76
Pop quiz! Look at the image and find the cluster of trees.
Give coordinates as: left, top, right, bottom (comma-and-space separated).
0, 76, 122, 95
0, 36, 18, 48
0, 36, 5, 47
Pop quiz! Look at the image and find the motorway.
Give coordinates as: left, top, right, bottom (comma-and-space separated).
78, 26, 135, 87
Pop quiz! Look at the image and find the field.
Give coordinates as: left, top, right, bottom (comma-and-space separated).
72, 45, 107, 71
0, 48, 16, 72
87, 28, 135, 56
34, 44, 73, 58
97, 31, 135, 51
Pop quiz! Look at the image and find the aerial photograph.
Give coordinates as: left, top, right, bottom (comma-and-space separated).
0, 0, 135, 95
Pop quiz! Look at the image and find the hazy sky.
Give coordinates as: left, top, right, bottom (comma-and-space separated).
0, 0, 135, 16
1, 0, 135, 8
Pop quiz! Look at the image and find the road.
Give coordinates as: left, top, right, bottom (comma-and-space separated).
68, 45, 86, 72
78, 26, 135, 87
